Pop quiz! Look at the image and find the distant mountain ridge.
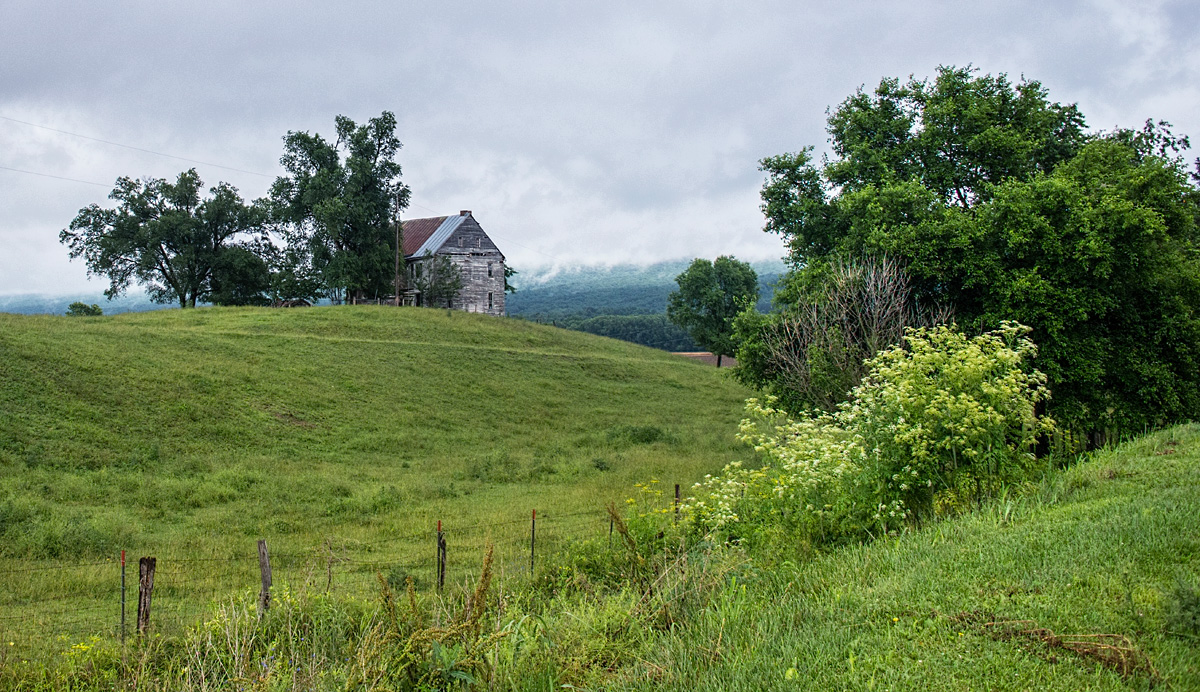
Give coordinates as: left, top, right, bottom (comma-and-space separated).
508, 258, 786, 319
0, 291, 167, 316
2, 258, 789, 319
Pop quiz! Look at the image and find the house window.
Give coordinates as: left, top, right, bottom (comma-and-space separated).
487, 263, 493, 278
488, 292, 493, 310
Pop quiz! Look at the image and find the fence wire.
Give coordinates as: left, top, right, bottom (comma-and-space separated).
0, 501, 654, 661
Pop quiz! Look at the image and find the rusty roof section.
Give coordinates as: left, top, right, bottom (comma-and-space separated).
399, 216, 449, 256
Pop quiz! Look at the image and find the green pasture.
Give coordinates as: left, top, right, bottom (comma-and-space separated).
0, 306, 750, 657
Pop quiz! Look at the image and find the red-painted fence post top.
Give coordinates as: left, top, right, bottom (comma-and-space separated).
437, 520, 442, 532
532, 509, 536, 519
120, 549, 125, 565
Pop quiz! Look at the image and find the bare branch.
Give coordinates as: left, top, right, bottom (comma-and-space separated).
762, 255, 951, 410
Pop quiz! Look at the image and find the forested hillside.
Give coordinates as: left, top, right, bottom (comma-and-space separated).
508, 259, 783, 350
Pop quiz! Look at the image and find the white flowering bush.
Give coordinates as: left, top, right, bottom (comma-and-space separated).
845, 321, 1053, 519
686, 322, 1054, 545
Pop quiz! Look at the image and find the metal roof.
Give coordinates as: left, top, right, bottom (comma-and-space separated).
400, 214, 467, 257
414, 215, 465, 257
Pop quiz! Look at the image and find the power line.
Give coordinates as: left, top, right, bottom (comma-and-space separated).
401, 200, 560, 263
3, 114, 564, 265
0, 164, 111, 188
0, 114, 274, 178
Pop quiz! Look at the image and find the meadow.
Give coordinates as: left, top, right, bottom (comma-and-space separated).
3, 307, 1198, 691
4, 419, 1196, 690
0, 306, 751, 658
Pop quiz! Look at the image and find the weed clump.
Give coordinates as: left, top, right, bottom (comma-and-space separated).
1165, 579, 1200, 640
607, 424, 668, 445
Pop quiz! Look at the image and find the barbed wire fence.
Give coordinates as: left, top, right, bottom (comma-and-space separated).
0, 496, 680, 665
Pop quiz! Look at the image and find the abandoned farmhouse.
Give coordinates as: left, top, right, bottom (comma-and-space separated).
400, 211, 507, 316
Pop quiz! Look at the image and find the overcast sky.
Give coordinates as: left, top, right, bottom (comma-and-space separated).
2, 0, 1198, 296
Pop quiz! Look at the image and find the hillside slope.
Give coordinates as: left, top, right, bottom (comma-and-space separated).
0, 306, 751, 656
0, 307, 750, 548
622, 426, 1200, 691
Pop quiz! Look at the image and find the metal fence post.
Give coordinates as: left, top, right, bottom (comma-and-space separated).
120, 549, 126, 644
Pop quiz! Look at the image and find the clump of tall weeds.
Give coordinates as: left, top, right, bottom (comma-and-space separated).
348, 544, 507, 690
493, 503, 745, 688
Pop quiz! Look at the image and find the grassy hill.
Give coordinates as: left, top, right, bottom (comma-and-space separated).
0, 306, 751, 655
613, 426, 1200, 691
5, 306, 1198, 690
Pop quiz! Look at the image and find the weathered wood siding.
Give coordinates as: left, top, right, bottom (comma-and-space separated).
418, 215, 506, 316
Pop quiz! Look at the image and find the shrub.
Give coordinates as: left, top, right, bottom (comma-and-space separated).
65, 302, 102, 316
1165, 578, 1200, 640
688, 322, 1054, 546
606, 424, 668, 445
842, 321, 1053, 519
751, 255, 949, 413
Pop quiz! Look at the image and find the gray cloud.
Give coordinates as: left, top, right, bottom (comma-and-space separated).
2, 0, 1198, 295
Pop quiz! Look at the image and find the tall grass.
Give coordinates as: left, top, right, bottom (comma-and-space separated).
6, 426, 1198, 690
617, 424, 1200, 691
0, 306, 751, 658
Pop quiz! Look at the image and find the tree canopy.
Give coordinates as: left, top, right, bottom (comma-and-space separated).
207, 243, 272, 306
60, 169, 264, 308
411, 250, 464, 308
757, 66, 1200, 435
270, 111, 411, 303
65, 302, 102, 317
667, 256, 758, 365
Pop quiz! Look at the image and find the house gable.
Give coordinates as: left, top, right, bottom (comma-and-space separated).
399, 211, 507, 315
437, 216, 504, 258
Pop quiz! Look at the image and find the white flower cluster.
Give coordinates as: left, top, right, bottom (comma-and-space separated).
685, 397, 864, 532
684, 322, 1055, 541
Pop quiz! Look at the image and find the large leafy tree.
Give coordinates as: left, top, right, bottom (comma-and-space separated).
61, 169, 264, 308
270, 111, 411, 303
759, 66, 1200, 435
667, 256, 758, 366
264, 238, 325, 305
207, 243, 272, 306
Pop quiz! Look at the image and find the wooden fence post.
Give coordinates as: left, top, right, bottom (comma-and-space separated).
530, 509, 536, 576
324, 539, 335, 594
436, 521, 446, 592
674, 483, 681, 524
258, 539, 272, 616
136, 557, 155, 635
